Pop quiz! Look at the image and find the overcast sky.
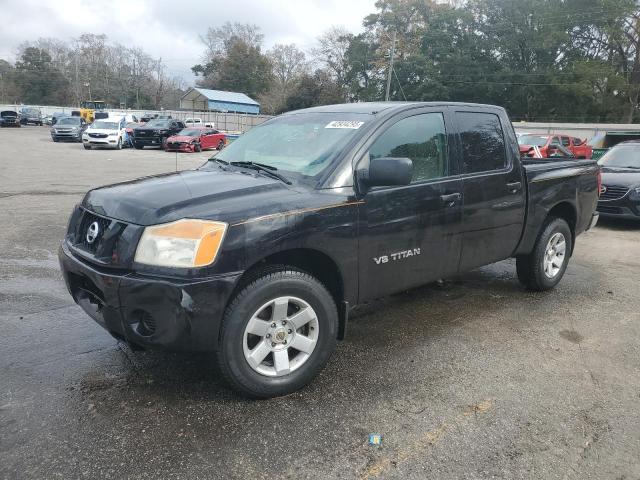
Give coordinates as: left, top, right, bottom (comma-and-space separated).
0, 0, 376, 83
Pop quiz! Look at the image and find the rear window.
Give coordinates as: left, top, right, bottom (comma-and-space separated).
457, 112, 507, 173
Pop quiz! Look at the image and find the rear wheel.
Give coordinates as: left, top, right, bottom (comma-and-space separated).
516, 217, 572, 291
217, 268, 338, 398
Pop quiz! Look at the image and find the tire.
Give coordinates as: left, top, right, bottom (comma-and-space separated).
83, 144, 91, 150
217, 268, 338, 398
194, 143, 202, 152
134, 144, 143, 150
217, 140, 225, 150
52, 138, 59, 142
116, 138, 122, 150
516, 217, 572, 291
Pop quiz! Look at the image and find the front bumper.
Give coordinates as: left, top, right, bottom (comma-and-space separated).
59, 242, 242, 351
597, 198, 640, 220
166, 143, 195, 152
83, 137, 119, 148
134, 136, 163, 147
52, 132, 81, 141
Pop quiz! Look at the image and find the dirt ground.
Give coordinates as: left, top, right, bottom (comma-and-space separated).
1, 126, 639, 479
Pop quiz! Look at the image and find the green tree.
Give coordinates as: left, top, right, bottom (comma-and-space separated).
14, 47, 70, 104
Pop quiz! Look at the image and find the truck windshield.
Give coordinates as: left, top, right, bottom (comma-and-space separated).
215, 113, 370, 176
519, 135, 548, 146
92, 121, 119, 129
598, 145, 640, 169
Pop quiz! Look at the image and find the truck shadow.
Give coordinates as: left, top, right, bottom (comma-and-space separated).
78, 259, 535, 404
596, 217, 640, 231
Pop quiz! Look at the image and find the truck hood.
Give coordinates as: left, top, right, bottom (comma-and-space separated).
600, 168, 640, 188
83, 166, 301, 226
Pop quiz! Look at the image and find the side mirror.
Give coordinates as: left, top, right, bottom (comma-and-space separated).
361, 157, 413, 187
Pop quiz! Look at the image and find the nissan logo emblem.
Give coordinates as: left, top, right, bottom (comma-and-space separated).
86, 221, 100, 244
600, 185, 607, 194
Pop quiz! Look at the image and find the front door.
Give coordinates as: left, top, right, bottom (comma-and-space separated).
357, 110, 464, 301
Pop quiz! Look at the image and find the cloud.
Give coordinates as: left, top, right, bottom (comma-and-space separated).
0, 0, 375, 82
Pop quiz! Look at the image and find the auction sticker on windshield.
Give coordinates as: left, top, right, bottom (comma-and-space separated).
325, 121, 364, 129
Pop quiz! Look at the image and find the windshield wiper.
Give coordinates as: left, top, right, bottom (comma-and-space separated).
229, 161, 292, 185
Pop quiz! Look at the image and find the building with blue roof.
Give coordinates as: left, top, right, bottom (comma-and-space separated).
180, 87, 260, 114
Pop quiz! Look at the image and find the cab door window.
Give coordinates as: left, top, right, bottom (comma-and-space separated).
368, 113, 448, 183
456, 112, 507, 173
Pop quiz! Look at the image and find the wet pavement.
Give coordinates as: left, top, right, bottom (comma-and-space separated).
2, 127, 640, 479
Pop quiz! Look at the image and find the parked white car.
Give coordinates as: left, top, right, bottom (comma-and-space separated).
82, 117, 128, 150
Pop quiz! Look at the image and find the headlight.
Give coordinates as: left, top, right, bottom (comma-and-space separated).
134, 219, 227, 268
630, 187, 640, 200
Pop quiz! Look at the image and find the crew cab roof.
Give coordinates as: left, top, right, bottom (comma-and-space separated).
284, 101, 507, 116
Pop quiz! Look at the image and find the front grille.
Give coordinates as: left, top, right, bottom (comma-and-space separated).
598, 206, 624, 214
168, 142, 184, 147
89, 133, 108, 138
600, 185, 629, 201
77, 212, 113, 253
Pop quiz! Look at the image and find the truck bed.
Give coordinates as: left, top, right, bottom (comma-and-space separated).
516, 157, 600, 256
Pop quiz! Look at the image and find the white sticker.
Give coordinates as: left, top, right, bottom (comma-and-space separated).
325, 120, 364, 129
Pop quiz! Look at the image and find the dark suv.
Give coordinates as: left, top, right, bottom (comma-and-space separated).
1, 110, 21, 127
597, 140, 640, 220
133, 119, 185, 149
20, 107, 43, 126
51, 116, 88, 142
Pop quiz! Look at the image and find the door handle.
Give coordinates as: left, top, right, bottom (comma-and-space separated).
440, 192, 462, 207
506, 182, 522, 193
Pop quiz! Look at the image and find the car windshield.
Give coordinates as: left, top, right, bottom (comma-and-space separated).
178, 129, 202, 137
519, 135, 548, 146
215, 113, 370, 176
57, 117, 80, 125
598, 145, 640, 169
91, 121, 119, 130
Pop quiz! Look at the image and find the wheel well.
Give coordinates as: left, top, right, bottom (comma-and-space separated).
548, 202, 577, 245
235, 249, 344, 307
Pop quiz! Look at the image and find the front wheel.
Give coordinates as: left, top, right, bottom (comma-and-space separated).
217, 140, 225, 150
116, 137, 122, 150
516, 217, 572, 291
134, 143, 143, 150
83, 144, 91, 150
217, 268, 338, 398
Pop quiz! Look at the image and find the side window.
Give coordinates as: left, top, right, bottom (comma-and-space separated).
369, 113, 448, 183
561, 136, 571, 146
550, 136, 561, 145
456, 112, 507, 174
573, 137, 583, 146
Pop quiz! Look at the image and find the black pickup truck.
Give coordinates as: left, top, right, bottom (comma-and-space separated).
133, 118, 185, 149
59, 102, 600, 398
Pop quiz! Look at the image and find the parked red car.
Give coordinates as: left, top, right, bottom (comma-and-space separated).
165, 127, 227, 152
518, 134, 593, 159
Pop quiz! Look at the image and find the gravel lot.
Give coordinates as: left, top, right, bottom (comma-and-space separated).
2, 126, 639, 479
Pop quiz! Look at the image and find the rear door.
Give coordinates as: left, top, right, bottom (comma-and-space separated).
358, 108, 464, 301
453, 108, 526, 271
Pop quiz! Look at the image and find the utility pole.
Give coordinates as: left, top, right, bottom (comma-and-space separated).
385, 30, 396, 102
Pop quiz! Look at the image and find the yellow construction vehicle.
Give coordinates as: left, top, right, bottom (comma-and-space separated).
72, 101, 108, 123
